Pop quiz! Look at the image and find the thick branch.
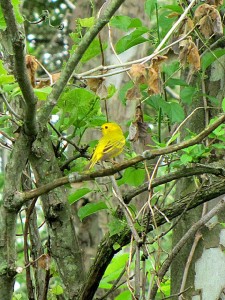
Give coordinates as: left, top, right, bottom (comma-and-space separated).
78, 178, 225, 299
20, 114, 225, 203
38, 0, 126, 126
123, 165, 225, 204
0, 0, 37, 135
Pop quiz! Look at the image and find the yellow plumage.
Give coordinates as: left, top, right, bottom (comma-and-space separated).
88, 122, 125, 169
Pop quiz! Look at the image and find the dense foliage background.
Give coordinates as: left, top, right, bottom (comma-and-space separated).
1, 0, 225, 299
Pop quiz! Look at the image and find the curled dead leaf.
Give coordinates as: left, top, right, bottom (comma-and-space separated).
26, 55, 38, 87
130, 64, 147, 84
86, 77, 104, 92
194, 4, 223, 38
126, 84, 142, 100
38, 254, 51, 270
147, 56, 167, 95
179, 37, 200, 71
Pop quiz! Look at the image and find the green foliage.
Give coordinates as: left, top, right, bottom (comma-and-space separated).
0, 61, 15, 85
180, 144, 210, 164
108, 216, 127, 237
115, 27, 149, 54
118, 167, 145, 187
57, 87, 100, 130
68, 188, 91, 204
34, 86, 52, 101
146, 95, 185, 124
70, 34, 107, 63
201, 49, 225, 72
0, 0, 24, 30
145, 0, 157, 17
78, 201, 108, 221
110, 16, 142, 31
99, 252, 129, 289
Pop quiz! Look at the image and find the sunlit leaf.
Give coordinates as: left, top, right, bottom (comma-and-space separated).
78, 202, 108, 221
68, 188, 91, 204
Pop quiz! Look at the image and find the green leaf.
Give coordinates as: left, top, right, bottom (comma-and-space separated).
81, 38, 107, 62
222, 98, 225, 113
201, 48, 225, 72
68, 188, 91, 204
107, 84, 117, 99
167, 78, 189, 87
123, 167, 145, 187
115, 27, 149, 54
34, 86, 52, 101
180, 153, 193, 164
110, 16, 142, 31
119, 81, 133, 105
168, 102, 185, 123
78, 202, 108, 221
145, 0, 157, 17
103, 253, 129, 277
0, 61, 15, 85
0, 8, 6, 30
108, 217, 126, 236
58, 88, 99, 129
115, 290, 132, 300
51, 285, 63, 295
79, 17, 95, 27
180, 86, 196, 104
163, 4, 183, 13
12, 0, 24, 24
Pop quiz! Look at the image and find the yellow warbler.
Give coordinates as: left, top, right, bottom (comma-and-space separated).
88, 122, 125, 169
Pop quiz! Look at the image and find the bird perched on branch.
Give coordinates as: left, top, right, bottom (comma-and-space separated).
88, 122, 125, 169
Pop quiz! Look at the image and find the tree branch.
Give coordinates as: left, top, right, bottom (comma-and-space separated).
78, 182, 225, 299
19, 114, 225, 203
0, 0, 37, 135
149, 198, 225, 299
38, 0, 126, 127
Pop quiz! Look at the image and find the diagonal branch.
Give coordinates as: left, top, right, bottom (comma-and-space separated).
0, 0, 37, 135
38, 0, 126, 127
18, 114, 225, 204
78, 180, 225, 299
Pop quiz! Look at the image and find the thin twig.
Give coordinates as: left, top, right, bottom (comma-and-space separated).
149, 198, 225, 299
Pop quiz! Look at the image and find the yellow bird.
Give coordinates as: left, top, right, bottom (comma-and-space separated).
88, 122, 125, 169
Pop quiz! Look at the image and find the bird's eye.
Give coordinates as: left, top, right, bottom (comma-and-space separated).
105, 126, 108, 129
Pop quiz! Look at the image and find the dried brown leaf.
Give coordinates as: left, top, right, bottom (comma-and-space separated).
126, 84, 142, 100
130, 64, 147, 84
38, 254, 51, 270
187, 42, 201, 71
179, 38, 200, 71
146, 56, 167, 95
36, 72, 61, 88
87, 78, 104, 92
194, 4, 223, 37
26, 55, 38, 87
96, 82, 108, 99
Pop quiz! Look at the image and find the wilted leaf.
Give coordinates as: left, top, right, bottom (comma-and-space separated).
130, 64, 147, 84
38, 254, 51, 270
26, 55, 38, 87
36, 72, 60, 88
87, 78, 104, 92
179, 38, 200, 71
125, 84, 142, 100
194, 4, 223, 38
147, 56, 167, 95
96, 82, 108, 99
128, 122, 138, 141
